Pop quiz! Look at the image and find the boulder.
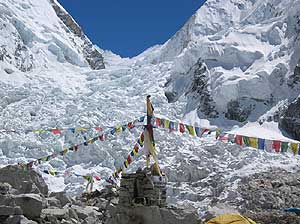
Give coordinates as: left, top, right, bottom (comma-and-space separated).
46, 197, 62, 208
49, 191, 72, 206
0, 165, 48, 195
0, 183, 11, 195
13, 194, 44, 219
71, 205, 103, 220
41, 208, 69, 220
0, 205, 23, 216
3, 215, 38, 224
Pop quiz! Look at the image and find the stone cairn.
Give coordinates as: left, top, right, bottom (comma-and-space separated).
119, 168, 167, 207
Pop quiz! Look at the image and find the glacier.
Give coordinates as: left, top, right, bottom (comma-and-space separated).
1, 0, 300, 220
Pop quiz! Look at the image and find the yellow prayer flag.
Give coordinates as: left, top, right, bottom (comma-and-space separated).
87, 139, 94, 144
116, 125, 122, 133
133, 148, 138, 156
76, 127, 87, 132
188, 125, 195, 136
125, 160, 129, 167
164, 119, 170, 128
291, 143, 299, 155
49, 170, 56, 176
249, 137, 258, 149
63, 149, 68, 155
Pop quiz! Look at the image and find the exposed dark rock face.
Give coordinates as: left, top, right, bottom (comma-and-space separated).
49, 0, 105, 70
225, 100, 253, 122
188, 60, 218, 118
288, 65, 300, 87
165, 59, 218, 118
279, 96, 300, 140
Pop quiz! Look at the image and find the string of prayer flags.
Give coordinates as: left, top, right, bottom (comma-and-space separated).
1, 116, 145, 136
220, 132, 300, 156
19, 117, 143, 169
42, 169, 101, 183
109, 131, 145, 184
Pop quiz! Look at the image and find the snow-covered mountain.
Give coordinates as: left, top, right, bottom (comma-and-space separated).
1, 0, 300, 220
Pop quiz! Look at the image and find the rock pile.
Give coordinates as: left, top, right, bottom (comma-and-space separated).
0, 165, 201, 224
237, 169, 300, 224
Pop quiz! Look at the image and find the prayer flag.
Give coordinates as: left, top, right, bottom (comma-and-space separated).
95, 127, 102, 131
94, 176, 101, 181
169, 121, 175, 131
76, 127, 86, 132
281, 142, 288, 153
130, 151, 134, 157
258, 138, 265, 150
195, 127, 201, 137
52, 129, 61, 134
243, 136, 250, 146
127, 155, 132, 164
99, 134, 105, 141
228, 134, 235, 143
69, 128, 75, 133
272, 140, 281, 153
291, 143, 299, 155
116, 125, 122, 133
264, 140, 273, 152
249, 137, 258, 149
73, 145, 79, 151
156, 118, 161, 127
216, 129, 221, 139
235, 135, 243, 145
128, 122, 135, 129
179, 123, 185, 133
160, 119, 165, 128
49, 170, 56, 176
187, 125, 195, 136
164, 119, 170, 129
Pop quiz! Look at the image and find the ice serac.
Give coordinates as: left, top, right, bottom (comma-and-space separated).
0, 0, 104, 73
156, 0, 300, 122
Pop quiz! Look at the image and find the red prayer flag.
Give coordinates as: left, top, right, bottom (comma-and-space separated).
235, 135, 243, 145
99, 134, 105, 141
156, 118, 161, 127
127, 155, 132, 164
272, 140, 281, 153
52, 129, 61, 134
128, 122, 135, 129
94, 176, 101, 181
179, 123, 185, 133
73, 145, 79, 151
95, 127, 102, 131
134, 143, 139, 151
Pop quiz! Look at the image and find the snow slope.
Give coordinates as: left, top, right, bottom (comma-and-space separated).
150, 0, 300, 123
1, 0, 300, 219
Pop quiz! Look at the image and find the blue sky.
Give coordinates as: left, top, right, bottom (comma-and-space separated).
58, 0, 206, 58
